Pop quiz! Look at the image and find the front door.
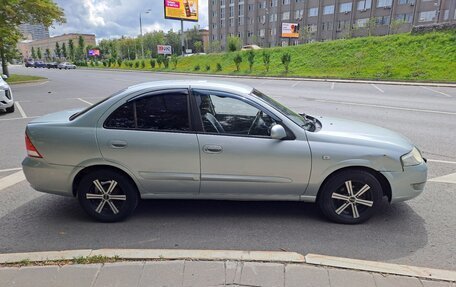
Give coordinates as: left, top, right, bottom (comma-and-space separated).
193, 89, 311, 199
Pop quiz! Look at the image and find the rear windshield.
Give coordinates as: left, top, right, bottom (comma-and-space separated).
69, 89, 126, 121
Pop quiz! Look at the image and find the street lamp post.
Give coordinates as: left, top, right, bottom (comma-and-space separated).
139, 9, 151, 59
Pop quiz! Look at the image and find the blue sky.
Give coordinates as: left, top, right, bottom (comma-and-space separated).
49, 0, 208, 40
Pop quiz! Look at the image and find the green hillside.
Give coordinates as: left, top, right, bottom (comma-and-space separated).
97, 31, 456, 82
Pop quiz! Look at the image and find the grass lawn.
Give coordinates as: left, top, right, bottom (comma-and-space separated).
5, 74, 47, 84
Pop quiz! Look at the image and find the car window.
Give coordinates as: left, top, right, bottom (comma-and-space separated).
104, 93, 190, 132
194, 90, 276, 137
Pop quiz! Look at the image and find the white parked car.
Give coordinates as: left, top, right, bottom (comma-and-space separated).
0, 74, 14, 113
58, 62, 76, 70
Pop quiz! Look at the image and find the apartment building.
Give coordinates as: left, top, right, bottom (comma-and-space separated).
18, 23, 50, 41
209, 0, 456, 49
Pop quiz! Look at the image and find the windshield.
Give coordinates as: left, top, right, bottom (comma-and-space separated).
251, 89, 307, 127
69, 88, 126, 121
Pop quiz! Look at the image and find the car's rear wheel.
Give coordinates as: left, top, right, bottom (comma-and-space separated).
5, 105, 15, 113
77, 170, 139, 222
318, 169, 382, 224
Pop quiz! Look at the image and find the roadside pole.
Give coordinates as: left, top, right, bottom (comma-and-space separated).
181, 19, 185, 56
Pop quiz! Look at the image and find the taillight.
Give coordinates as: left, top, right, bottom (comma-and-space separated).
25, 133, 42, 158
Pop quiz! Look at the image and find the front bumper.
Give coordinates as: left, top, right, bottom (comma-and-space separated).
381, 162, 428, 203
0, 89, 13, 109
22, 157, 76, 197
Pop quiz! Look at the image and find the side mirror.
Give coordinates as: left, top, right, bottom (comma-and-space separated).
1, 74, 7, 80
270, 124, 287, 140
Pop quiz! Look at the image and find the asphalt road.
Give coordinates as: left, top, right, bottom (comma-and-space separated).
0, 66, 455, 270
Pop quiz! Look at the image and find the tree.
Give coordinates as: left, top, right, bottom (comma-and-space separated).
193, 41, 203, 53
233, 54, 242, 71
227, 36, 242, 52
390, 19, 406, 34
0, 0, 65, 76
31, 47, 36, 59
262, 51, 271, 72
171, 54, 178, 69
61, 42, 67, 58
55, 42, 61, 58
45, 48, 51, 61
247, 50, 255, 72
366, 18, 377, 37
281, 53, 291, 73
209, 40, 222, 53
76, 36, 85, 61
37, 47, 42, 60
68, 39, 75, 61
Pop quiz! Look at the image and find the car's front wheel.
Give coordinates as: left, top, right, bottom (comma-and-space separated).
5, 105, 15, 113
77, 169, 139, 222
318, 169, 383, 224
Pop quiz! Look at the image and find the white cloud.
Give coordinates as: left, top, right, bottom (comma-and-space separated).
50, 0, 209, 40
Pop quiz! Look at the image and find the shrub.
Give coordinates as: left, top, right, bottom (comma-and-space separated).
194, 64, 201, 71
128, 61, 133, 68
150, 59, 156, 68
157, 55, 164, 68
205, 64, 210, 71
117, 59, 122, 67
227, 36, 242, 52
134, 61, 139, 68
163, 57, 169, 68
281, 52, 291, 73
141, 60, 145, 69
233, 54, 242, 72
216, 63, 222, 72
171, 55, 178, 69
262, 51, 271, 72
247, 50, 255, 72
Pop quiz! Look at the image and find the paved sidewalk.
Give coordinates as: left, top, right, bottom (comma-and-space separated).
1, 260, 454, 287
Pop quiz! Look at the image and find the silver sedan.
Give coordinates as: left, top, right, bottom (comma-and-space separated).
22, 81, 427, 224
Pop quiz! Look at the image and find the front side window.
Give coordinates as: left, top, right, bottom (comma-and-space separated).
194, 90, 277, 137
104, 93, 190, 131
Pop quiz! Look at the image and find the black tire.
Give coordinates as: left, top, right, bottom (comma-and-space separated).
5, 105, 15, 113
318, 169, 383, 224
77, 169, 139, 222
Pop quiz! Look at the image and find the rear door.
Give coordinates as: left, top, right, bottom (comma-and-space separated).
97, 89, 200, 196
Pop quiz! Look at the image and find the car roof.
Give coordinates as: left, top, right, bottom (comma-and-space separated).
126, 80, 254, 95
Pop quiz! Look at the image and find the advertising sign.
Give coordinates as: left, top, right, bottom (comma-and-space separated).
164, 0, 198, 22
281, 23, 300, 38
158, 45, 172, 55
88, 49, 100, 56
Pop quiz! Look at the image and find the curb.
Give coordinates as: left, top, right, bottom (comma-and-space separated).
79, 67, 456, 88
1, 249, 455, 282
8, 79, 48, 85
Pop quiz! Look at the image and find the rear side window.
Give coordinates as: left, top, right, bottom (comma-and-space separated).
104, 93, 190, 131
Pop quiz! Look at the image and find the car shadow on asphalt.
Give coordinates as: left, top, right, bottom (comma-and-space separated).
0, 195, 427, 264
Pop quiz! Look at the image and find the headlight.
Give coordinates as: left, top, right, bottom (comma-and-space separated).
401, 147, 424, 167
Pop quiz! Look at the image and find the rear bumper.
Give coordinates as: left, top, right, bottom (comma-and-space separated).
381, 162, 428, 203
22, 157, 75, 197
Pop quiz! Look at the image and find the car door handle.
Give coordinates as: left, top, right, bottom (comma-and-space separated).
110, 140, 128, 149
203, 145, 223, 154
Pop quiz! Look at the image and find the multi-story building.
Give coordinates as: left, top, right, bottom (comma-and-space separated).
17, 33, 96, 60
209, 0, 456, 49
18, 23, 50, 41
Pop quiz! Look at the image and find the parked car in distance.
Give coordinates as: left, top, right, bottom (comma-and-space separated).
22, 81, 427, 224
25, 60, 34, 68
0, 74, 14, 113
46, 62, 58, 69
33, 61, 46, 68
58, 62, 76, 69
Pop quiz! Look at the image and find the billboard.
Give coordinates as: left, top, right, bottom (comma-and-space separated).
88, 49, 100, 56
164, 0, 198, 22
158, 45, 172, 55
281, 23, 300, 38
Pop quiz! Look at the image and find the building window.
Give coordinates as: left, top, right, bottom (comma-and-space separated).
323, 5, 335, 15
419, 11, 436, 22
238, 16, 244, 25
295, 9, 304, 19
239, 4, 244, 15
259, 15, 266, 23
249, 17, 254, 24
376, 15, 390, 25
229, 6, 234, 17
271, 0, 278, 7
339, 2, 352, 13
356, 18, 369, 27
357, 0, 372, 10
220, 7, 225, 16
269, 13, 277, 22
259, 29, 265, 37
229, 18, 234, 26
259, 1, 266, 9
221, 19, 225, 27
308, 7, 318, 17
282, 11, 290, 20
398, 0, 415, 4
377, 0, 392, 7
337, 20, 350, 30
396, 13, 413, 23
248, 4, 254, 11
321, 22, 333, 31
270, 27, 276, 35
296, 0, 304, 3
306, 24, 317, 32
443, 10, 449, 20
283, 0, 290, 4
221, 0, 225, 6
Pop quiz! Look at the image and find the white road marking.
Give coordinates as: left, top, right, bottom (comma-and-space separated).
330, 82, 335, 90
77, 98, 93, 105
0, 171, 25, 191
427, 159, 456, 165
0, 167, 22, 173
429, 172, 456, 184
315, 99, 456, 115
421, 86, 452, 98
371, 84, 384, 93
292, 82, 300, 87
0, 116, 38, 122
15, 102, 27, 118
